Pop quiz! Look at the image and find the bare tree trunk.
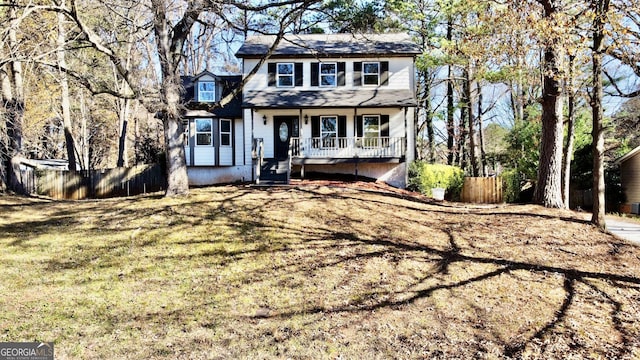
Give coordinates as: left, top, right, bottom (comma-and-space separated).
591, 0, 609, 230
116, 97, 130, 167
57, 6, 77, 172
477, 80, 487, 177
562, 54, 576, 209
152, 0, 198, 196
465, 63, 480, 177
534, 0, 564, 208
446, 18, 455, 165
2, 2, 25, 193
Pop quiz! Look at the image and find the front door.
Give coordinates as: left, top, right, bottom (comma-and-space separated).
274, 116, 298, 160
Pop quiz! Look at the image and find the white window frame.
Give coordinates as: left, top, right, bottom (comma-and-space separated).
220, 119, 232, 147
321, 116, 338, 148
195, 118, 213, 146
363, 62, 380, 86
363, 115, 380, 147
197, 81, 215, 102
320, 62, 337, 87
277, 63, 294, 87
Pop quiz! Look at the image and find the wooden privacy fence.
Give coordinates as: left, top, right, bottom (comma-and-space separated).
33, 164, 166, 200
461, 177, 503, 204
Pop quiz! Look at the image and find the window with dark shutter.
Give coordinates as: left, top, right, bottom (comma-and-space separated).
381, 115, 390, 137
338, 116, 347, 147
311, 63, 319, 86
356, 115, 363, 137
353, 62, 362, 86
268, 63, 276, 87
295, 63, 303, 86
381, 115, 390, 147
311, 116, 320, 148
381, 61, 389, 86
337, 62, 346, 86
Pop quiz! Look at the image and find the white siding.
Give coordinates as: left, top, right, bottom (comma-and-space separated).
193, 147, 215, 166
234, 118, 244, 166
219, 147, 233, 166
187, 166, 252, 186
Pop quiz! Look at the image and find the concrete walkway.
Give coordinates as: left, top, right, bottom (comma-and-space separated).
605, 217, 640, 246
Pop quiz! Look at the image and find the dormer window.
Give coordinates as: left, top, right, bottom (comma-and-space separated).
320, 63, 337, 87
198, 81, 215, 102
363, 62, 380, 86
277, 63, 294, 87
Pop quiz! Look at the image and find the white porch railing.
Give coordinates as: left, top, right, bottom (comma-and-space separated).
291, 137, 405, 159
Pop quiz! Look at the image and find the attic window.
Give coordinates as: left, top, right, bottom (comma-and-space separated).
198, 81, 215, 102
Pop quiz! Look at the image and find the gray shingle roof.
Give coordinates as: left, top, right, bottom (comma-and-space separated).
236, 33, 420, 58
243, 89, 417, 108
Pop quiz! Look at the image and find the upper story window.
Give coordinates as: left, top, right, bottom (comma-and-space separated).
198, 81, 215, 102
354, 61, 388, 86
277, 63, 294, 87
196, 119, 213, 146
320, 63, 337, 87
363, 62, 380, 86
220, 119, 232, 147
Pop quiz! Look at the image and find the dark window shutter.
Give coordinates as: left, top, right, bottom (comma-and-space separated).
338, 116, 347, 138
311, 116, 320, 148
311, 63, 319, 86
353, 62, 362, 86
337, 62, 346, 86
356, 116, 363, 137
381, 115, 390, 137
295, 63, 303, 86
268, 63, 276, 86
381, 61, 389, 86
311, 116, 320, 137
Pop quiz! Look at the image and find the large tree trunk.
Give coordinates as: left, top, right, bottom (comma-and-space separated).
591, 0, 609, 229
2, 2, 25, 193
152, 0, 199, 196
57, 7, 78, 172
534, 1, 564, 208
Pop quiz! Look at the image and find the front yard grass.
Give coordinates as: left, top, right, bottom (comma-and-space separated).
1, 183, 639, 359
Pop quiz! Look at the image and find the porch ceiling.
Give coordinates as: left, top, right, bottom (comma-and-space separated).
242, 89, 417, 109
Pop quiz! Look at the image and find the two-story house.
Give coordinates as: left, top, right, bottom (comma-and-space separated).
181, 33, 419, 188
236, 33, 419, 188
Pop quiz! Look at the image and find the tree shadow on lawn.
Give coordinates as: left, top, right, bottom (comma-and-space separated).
3, 185, 640, 358
230, 187, 640, 358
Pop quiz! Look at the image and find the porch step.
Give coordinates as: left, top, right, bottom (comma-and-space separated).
259, 158, 289, 184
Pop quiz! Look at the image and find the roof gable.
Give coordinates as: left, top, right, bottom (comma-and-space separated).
236, 33, 420, 58
180, 73, 243, 118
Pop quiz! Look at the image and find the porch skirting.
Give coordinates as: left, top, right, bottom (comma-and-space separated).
292, 162, 407, 189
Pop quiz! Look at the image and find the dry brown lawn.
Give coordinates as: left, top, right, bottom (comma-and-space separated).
1, 182, 639, 359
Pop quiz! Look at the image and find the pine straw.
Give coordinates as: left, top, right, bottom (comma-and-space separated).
1, 183, 639, 359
